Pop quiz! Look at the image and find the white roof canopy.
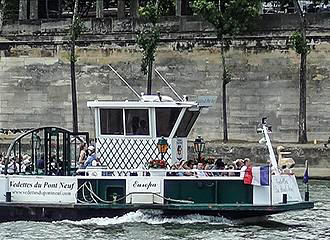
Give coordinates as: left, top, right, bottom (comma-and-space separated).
87, 100, 198, 109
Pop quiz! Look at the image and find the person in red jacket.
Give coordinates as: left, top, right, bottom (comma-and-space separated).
243, 160, 253, 184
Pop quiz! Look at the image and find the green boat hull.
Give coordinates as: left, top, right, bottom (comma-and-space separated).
0, 201, 314, 221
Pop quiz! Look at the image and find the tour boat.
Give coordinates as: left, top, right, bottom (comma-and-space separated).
0, 90, 314, 222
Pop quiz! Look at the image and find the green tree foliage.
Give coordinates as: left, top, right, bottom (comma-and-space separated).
136, 1, 161, 94
140, 0, 175, 15
268, 0, 327, 143
70, 14, 85, 41
137, 28, 160, 74
290, 31, 310, 55
3, 0, 19, 20
192, 0, 261, 38
63, 0, 95, 16
137, 0, 175, 74
139, 2, 160, 25
193, 0, 261, 142
69, 15, 85, 62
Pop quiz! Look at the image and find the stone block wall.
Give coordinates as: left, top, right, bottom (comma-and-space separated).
1, 41, 330, 143
1, 15, 330, 144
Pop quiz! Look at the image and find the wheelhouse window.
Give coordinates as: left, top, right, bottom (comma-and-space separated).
125, 109, 149, 135
100, 109, 124, 135
175, 110, 200, 137
156, 108, 181, 137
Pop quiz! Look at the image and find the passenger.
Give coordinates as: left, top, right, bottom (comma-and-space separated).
240, 158, 250, 177
234, 159, 244, 169
196, 162, 207, 177
22, 155, 32, 173
204, 162, 213, 176
132, 116, 140, 134
37, 153, 45, 170
137, 120, 148, 135
170, 160, 182, 176
7, 156, 19, 174
192, 164, 197, 170
175, 160, 192, 176
182, 160, 194, 176
233, 159, 244, 176
243, 161, 253, 184
84, 146, 99, 168
226, 164, 236, 176
168, 163, 179, 176
206, 158, 215, 168
212, 158, 225, 176
185, 160, 194, 169
78, 143, 88, 168
56, 158, 64, 175
48, 155, 57, 175
0, 153, 4, 173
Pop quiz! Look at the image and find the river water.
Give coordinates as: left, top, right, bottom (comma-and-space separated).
0, 180, 329, 240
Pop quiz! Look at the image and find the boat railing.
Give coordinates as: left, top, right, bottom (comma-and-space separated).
3, 126, 89, 176
76, 167, 245, 178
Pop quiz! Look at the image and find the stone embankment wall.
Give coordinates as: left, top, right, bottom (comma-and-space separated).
0, 14, 330, 149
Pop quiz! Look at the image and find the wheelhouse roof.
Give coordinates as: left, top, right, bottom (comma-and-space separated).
87, 100, 198, 109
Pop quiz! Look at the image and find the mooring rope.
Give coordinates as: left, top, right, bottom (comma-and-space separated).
76, 181, 194, 205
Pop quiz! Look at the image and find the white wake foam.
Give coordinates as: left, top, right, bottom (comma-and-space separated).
57, 210, 232, 226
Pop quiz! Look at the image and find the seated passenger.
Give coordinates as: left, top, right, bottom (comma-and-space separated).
204, 162, 213, 176
180, 160, 194, 176
212, 158, 225, 176
7, 157, 19, 174
196, 162, 207, 177
132, 116, 140, 134
206, 158, 215, 168
136, 120, 148, 135
167, 164, 179, 176
22, 155, 32, 173
226, 164, 236, 176
84, 146, 100, 168
233, 159, 244, 176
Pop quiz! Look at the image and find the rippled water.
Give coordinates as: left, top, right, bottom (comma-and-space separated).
0, 180, 329, 240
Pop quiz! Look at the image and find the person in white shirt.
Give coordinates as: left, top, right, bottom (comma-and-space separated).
240, 158, 250, 177
196, 162, 207, 177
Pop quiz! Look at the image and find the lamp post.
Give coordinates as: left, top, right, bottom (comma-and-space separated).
157, 136, 168, 160
194, 136, 205, 162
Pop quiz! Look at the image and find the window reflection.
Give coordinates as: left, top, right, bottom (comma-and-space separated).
100, 109, 124, 135
175, 110, 200, 137
125, 109, 149, 135
156, 108, 181, 137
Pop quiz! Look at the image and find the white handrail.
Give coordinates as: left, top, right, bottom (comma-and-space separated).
76, 168, 245, 174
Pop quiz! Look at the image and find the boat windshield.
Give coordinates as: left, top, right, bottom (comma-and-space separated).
100, 108, 150, 136
125, 109, 149, 135
100, 109, 124, 135
175, 109, 200, 137
156, 108, 181, 137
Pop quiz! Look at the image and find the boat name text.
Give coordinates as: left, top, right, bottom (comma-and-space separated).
132, 180, 157, 190
10, 180, 75, 190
